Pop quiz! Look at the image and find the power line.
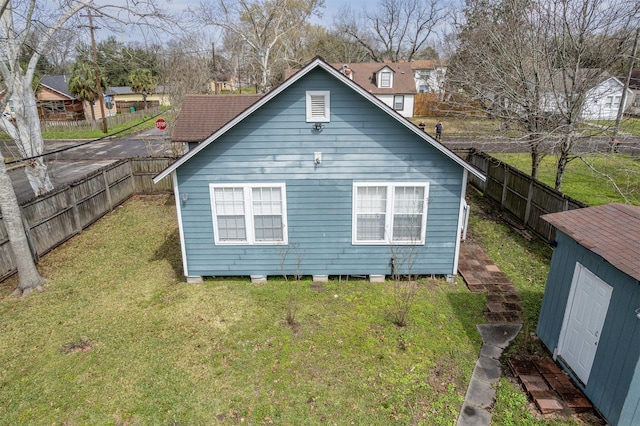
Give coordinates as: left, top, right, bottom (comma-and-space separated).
5, 109, 165, 165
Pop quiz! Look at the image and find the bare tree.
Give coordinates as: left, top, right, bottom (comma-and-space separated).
539, 0, 638, 190
198, 0, 324, 92
0, 0, 173, 296
158, 35, 212, 108
335, 0, 446, 62
448, 0, 550, 178
448, 0, 639, 189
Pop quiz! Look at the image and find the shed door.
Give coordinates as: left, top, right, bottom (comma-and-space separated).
558, 263, 612, 384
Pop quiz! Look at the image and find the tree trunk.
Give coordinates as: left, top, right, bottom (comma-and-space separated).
529, 133, 543, 180
13, 80, 54, 196
89, 102, 96, 121
143, 93, 147, 110
555, 135, 572, 191
0, 159, 45, 296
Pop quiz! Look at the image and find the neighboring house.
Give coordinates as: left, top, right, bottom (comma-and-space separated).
209, 74, 238, 93
107, 85, 170, 113
172, 94, 263, 150
37, 75, 115, 121
0, 90, 15, 120
154, 57, 485, 283
540, 71, 632, 120
411, 59, 447, 94
286, 61, 417, 118
537, 204, 640, 426
627, 68, 640, 116
582, 76, 633, 120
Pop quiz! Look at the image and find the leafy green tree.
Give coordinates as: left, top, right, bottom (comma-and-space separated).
68, 61, 107, 121
128, 68, 158, 109
76, 37, 160, 86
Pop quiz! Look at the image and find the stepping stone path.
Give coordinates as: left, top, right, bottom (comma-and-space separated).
458, 242, 523, 323
456, 242, 594, 424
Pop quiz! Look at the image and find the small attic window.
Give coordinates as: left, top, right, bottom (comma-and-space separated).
379, 71, 392, 88
306, 91, 330, 122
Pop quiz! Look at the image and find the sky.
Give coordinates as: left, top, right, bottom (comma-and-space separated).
93, 0, 369, 43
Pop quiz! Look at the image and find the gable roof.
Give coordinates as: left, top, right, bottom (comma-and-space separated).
542, 204, 640, 281
286, 62, 417, 95
40, 75, 75, 100
172, 94, 263, 143
154, 57, 485, 183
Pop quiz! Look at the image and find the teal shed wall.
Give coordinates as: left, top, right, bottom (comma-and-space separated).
175, 68, 465, 277
537, 231, 640, 426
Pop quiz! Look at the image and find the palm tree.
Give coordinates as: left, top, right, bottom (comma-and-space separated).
68, 61, 106, 121
128, 68, 158, 110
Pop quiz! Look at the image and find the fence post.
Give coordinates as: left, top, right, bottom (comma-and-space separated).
523, 179, 534, 227
102, 170, 113, 210
68, 184, 82, 234
18, 207, 39, 262
501, 164, 509, 209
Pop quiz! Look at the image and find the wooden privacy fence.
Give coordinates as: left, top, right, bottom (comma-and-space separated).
463, 149, 587, 241
0, 158, 174, 281
39, 107, 161, 133
413, 93, 484, 117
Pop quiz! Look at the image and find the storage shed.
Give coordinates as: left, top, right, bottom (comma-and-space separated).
154, 57, 485, 283
537, 204, 640, 426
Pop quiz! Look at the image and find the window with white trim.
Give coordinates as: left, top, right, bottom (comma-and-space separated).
352, 182, 429, 245
210, 183, 288, 245
306, 91, 330, 122
394, 95, 404, 110
379, 71, 392, 88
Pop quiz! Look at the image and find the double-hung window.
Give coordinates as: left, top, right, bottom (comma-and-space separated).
352, 182, 429, 245
393, 95, 404, 111
210, 183, 288, 245
379, 71, 392, 88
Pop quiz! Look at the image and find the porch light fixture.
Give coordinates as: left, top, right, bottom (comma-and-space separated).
181, 192, 188, 203
312, 123, 324, 131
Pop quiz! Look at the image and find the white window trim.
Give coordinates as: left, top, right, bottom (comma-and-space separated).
352, 182, 429, 245
378, 70, 393, 88
306, 90, 330, 122
210, 183, 288, 246
394, 95, 404, 111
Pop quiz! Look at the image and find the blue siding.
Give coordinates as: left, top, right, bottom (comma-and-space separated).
537, 231, 640, 426
176, 68, 464, 277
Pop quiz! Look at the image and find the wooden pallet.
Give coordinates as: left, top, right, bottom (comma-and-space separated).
508, 358, 593, 414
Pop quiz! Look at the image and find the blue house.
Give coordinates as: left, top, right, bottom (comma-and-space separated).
537, 204, 640, 426
154, 57, 485, 283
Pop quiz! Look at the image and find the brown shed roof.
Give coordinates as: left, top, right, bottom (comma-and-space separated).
542, 204, 640, 281
172, 94, 263, 143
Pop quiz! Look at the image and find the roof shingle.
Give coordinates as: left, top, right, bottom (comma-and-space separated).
542, 204, 640, 281
172, 94, 263, 143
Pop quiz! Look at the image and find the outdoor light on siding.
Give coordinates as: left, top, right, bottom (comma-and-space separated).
314, 152, 322, 164
312, 123, 324, 131
181, 192, 188, 203
635, 307, 640, 320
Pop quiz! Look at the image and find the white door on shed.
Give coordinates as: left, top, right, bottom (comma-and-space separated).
558, 263, 612, 384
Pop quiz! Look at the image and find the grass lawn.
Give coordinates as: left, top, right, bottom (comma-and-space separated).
492, 153, 640, 206
0, 194, 489, 425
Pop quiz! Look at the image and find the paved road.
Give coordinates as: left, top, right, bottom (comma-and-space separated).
5, 130, 639, 204
6, 128, 179, 204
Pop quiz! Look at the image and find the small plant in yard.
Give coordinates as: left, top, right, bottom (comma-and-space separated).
278, 243, 303, 327
389, 245, 420, 327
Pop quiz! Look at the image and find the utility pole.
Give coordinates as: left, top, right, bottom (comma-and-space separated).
612, 27, 639, 151
87, 9, 108, 133
212, 42, 218, 95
